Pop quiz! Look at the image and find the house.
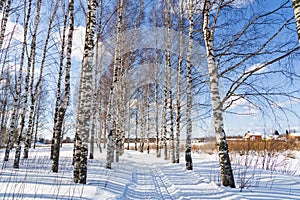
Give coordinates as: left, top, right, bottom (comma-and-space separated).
286, 132, 300, 141
243, 131, 262, 141
264, 130, 281, 140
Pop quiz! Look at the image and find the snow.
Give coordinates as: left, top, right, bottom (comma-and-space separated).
1, 144, 300, 199
289, 132, 300, 137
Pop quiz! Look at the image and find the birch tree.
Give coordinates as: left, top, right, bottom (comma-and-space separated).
23, 0, 60, 160
52, 0, 74, 173
200, 0, 299, 187
139, 88, 145, 153
202, 0, 235, 188
106, 0, 123, 169
0, 68, 11, 146
3, 0, 30, 163
134, 99, 139, 151
50, 0, 68, 160
155, 49, 160, 157
0, 0, 11, 50
0, 0, 5, 12
90, 0, 106, 157
21, 0, 44, 160
89, 17, 101, 158
293, 0, 300, 43
13, 0, 43, 168
95, 0, 109, 152
6, 0, 40, 168
32, 85, 46, 149
73, 0, 98, 184
185, 0, 194, 170
174, 0, 184, 164
150, 10, 162, 158
160, 0, 173, 161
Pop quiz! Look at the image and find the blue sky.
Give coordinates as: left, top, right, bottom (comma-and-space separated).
201, 0, 300, 137
2, 0, 300, 140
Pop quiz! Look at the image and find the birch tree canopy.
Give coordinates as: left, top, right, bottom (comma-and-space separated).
0, 0, 300, 189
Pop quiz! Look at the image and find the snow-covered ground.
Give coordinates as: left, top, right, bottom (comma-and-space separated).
1, 144, 300, 199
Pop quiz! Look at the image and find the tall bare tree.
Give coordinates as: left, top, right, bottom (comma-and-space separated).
3, 0, 31, 163
175, 1, 184, 164
52, 0, 74, 173
200, 0, 299, 187
293, 0, 300, 43
0, 0, 5, 12
23, 0, 60, 160
73, 0, 98, 184
155, 49, 160, 158
134, 99, 139, 151
139, 88, 145, 153
185, 0, 195, 170
50, 0, 68, 160
106, 0, 123, 169
202, 0, 235, 187
13, 0, 43, 168
160, 0, 172, 161
0, 0, 11, 50
164, 0, 175, 163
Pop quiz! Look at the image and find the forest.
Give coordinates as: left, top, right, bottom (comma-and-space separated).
0, 0, 300, 194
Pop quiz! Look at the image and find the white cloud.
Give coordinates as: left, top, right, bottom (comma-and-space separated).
53, 26, 85, 61
0, 13, 24, 49
275, 98, 300, 108
72, 26, 86, 61
225, 95, 247, 109
225, 95, 259, 115
245, 63, 268, 74
173, 0, 254, 16
226, 0, 255, 8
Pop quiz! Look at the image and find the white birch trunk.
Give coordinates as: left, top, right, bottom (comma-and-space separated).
134, 101, 138, 151
175, 23, 183, 163
203, 0, 235, 188
13, 0, 43, 166
155, 49, 160, 158
51, 0, 68, 160
185, 0, 194, 170
161, 0, 172, 160
293, 0, 300, 43
106, 97, 115, 168
125, 69, 131, 151
0, 75, 9, 146
3, 0, 30, 163
115, 77, 124, 161
22, 0, 44, 160
139, 92, 145, 153
0, 0, 11, 49
89, 46, 98, 159
106, 0, 123, 168
33, 93, 41, 149
120, 78, 127, 155
0, 0, 5, 12
52, 0, 74, 173
13, 44, 31, 168
95, 1, 103, 153
24, 0, 59, 160
165, 0, 174, 162
146, 85, 150, 154
161, 74, 168, 159
106, 120, 114, 169
73, 0, 97, 184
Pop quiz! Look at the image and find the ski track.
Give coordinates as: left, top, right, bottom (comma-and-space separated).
2, 145, 300, 199
89, 155, 300, 200
99, 151, 244, 200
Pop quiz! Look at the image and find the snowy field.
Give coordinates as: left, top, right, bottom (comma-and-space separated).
1, 144, 300, 199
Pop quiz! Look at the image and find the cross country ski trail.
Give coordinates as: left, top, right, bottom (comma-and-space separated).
101, 150, 245, 200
